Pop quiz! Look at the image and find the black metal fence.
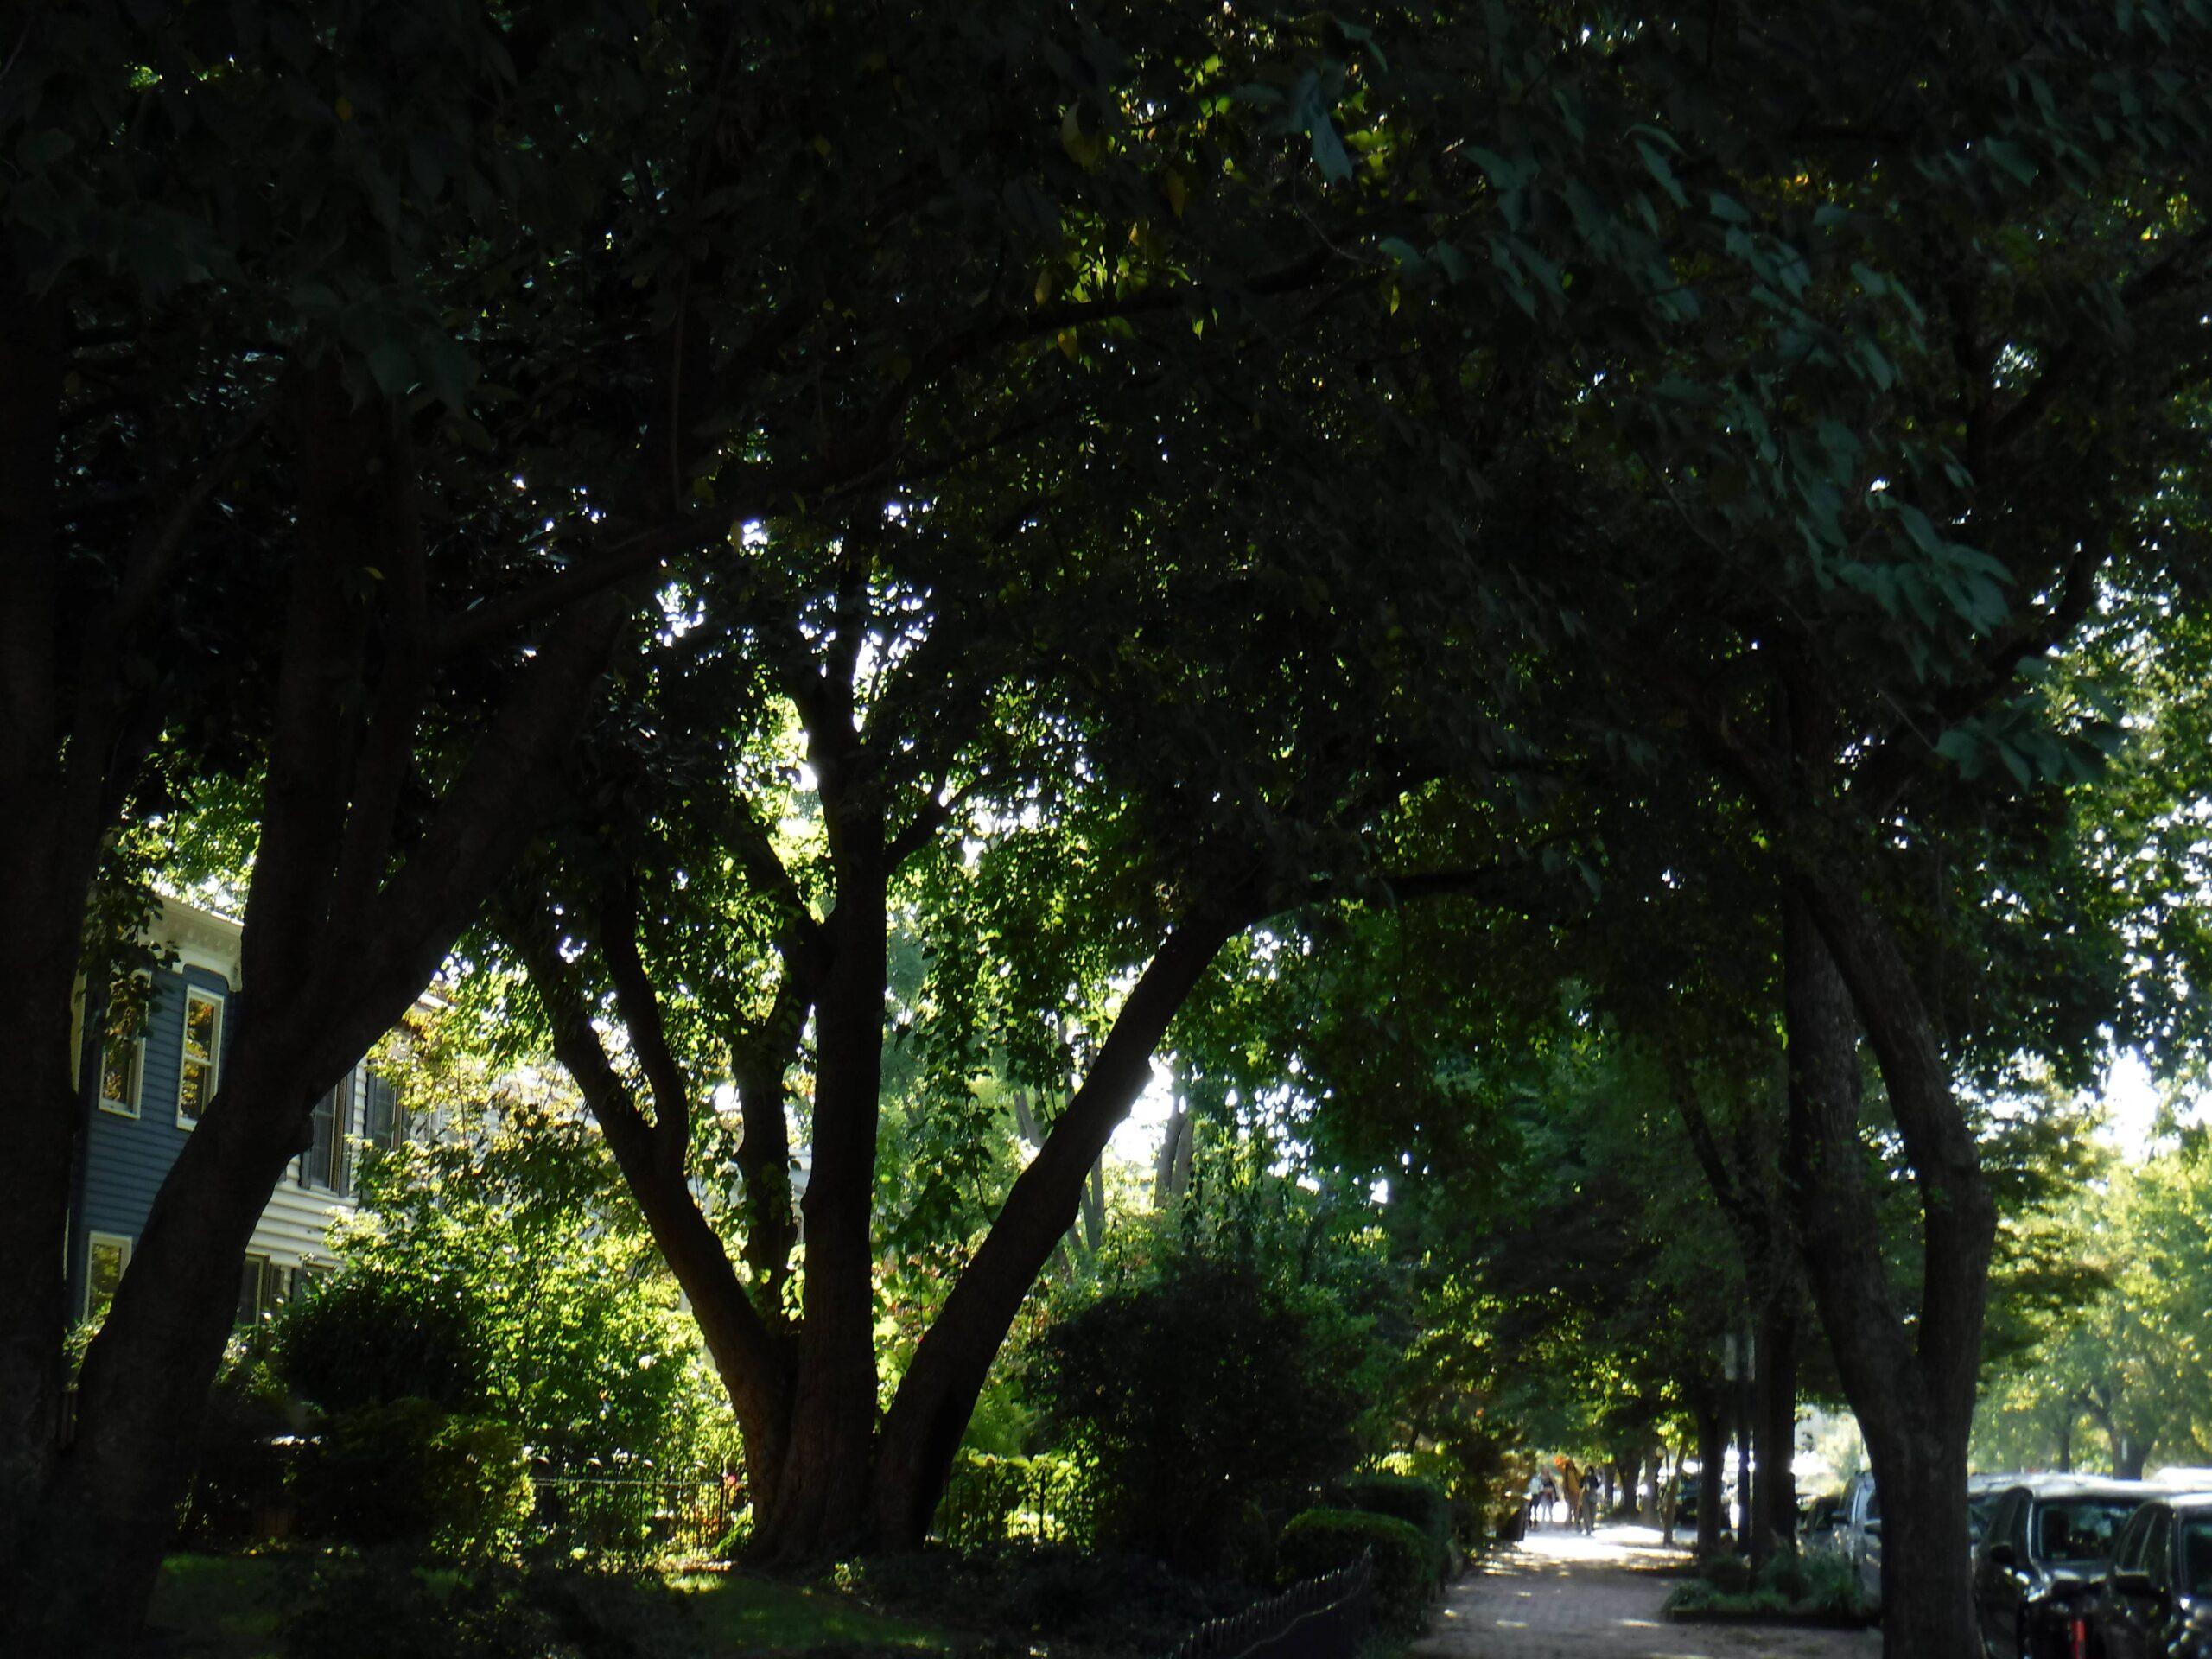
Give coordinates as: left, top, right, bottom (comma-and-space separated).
931, 1453, 1099, 1549
173, 1439, 741, 1559
1166, 1552, 1373, 1659
528, 1465, 741, 1557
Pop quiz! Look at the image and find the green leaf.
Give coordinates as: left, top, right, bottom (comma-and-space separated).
1637, 138, 1688, 207
1983, 137, 2039, 187
367, 338, 416, 397
1309, 112, 1353, 184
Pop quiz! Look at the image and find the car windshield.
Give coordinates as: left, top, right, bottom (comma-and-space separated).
2182, 1517, 2212, 1595
2038, 1499, 2140, 1561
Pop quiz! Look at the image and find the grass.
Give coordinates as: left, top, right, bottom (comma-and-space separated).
149, 1552, 964, 1657
148, 1554, 292, 1656
671, 1569, 963, 1653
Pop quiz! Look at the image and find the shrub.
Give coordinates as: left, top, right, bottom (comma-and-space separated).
935, 1452, 1099, 1550
1703, 1552, 1752, 1595
292, 1396, 532, 1554
276, 1273, 480, 1414
1275, 1508, 1436, 1631
1666, 1548, 1867, 1621
1022, 1258, 1367, 1573
1333, 1473, 1455, 1581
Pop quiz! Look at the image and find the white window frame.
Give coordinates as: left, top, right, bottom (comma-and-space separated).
99, 1027, 144, 1118
176, 985, 224, 1129
84, 1231, 132, 1322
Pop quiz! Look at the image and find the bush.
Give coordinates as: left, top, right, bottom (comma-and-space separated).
292, 1396, 532, 1554
935, 1452, 1099, 1550
1667, 1549, 1867, 1621
1022, 1258, 1367, 1573
1332, 1473, 1455, 1581
276, 1273, 480, 1414
1275, 1508, 1436, 1631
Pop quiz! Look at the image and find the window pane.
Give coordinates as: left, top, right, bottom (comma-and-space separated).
2040, 1500, 2139, 1560
306, 1088, 335, 1190
86, 1238, 129, 1323
183, 995, 217, 1062
2181, 1518, 2212, 1596
236, 1257, 266, 1326
366, 1072, 400, 1151
179, 991, 221, 1123
100, 1041, 137, 1109
180, 1059, 211, 1122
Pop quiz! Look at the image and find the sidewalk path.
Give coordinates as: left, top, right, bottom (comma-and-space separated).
1412, 1523, 1882, 1659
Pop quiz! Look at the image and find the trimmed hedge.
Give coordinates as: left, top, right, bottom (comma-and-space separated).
1276, 1508, 1437, 1631
1333, 1472, 1456, 1581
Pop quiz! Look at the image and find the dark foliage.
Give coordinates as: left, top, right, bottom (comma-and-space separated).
275, 1271, 481, 1414
1023, 1258, 1364, 1573
1273, 1508, 1435, 1631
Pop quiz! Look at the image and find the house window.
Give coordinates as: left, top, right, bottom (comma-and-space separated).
365, 1070, 403, 1154
176, 986, 224, 1127
85, 1233, 131, 1323
99, 1001, 144, 1118
236, 1255, 287, 1327
301, 1071, 353, 1196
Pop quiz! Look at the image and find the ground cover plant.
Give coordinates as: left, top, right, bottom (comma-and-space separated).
1663, 1552, 1870, 1623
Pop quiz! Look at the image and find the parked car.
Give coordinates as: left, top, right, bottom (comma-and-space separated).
1806, 1471, 1882, 1610
2089, 1490, 2212, 1659
1802, 1488, 1844, 1549
1972, 1477, 2152, 1659
1973, 1472, 2028, 1550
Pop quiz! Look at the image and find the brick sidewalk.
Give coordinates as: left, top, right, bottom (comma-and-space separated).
1411, 1524, 1883, 1658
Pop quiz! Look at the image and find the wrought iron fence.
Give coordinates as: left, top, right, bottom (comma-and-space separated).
172, 1439, 741, 1559
528, 1464, 741, 1557
931, 1453, 1099, 1549
1166, 1551, 1373, 1659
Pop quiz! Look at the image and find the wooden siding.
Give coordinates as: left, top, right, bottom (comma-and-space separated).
79, 963, 232, 1249
251, 1068, 362, 1269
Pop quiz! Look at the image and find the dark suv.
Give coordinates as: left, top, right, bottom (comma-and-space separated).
1974, 1477, 2153, 1658
2090, 1491, 2212, 1659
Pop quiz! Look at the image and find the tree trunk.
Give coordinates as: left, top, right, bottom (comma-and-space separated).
2113, 1433, 2147, 1481
1733, 1394, 1753, 1546
1694, 1403, 1728, 1557
2, 569, 634, 1653
0, 271, 92, 1592
753, 843, 889, 1562
1751, 1294, 1801, 1560
868, 909, 1240, 1549
1784, 879, 1990, 1659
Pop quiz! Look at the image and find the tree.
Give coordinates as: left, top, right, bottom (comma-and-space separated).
1352, 5, 2212, 1649
3, 0, 1389, 1638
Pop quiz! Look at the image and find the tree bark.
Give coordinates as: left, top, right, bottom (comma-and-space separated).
1751, 1294, 1801, 1560
3, 369, 639, 1650
867, 906, 1242, 1550
1784, 878, 1986, 1659
1694, 1402, 1728, 1557
505, 891, 797, 1492
754, 849, 889, 1560
0, 270, 107, 1588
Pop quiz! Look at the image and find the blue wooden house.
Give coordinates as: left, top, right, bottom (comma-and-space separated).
69, 897, 402, 1327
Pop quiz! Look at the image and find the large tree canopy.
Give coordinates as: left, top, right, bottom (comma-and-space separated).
10, 3, 2212, 1652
